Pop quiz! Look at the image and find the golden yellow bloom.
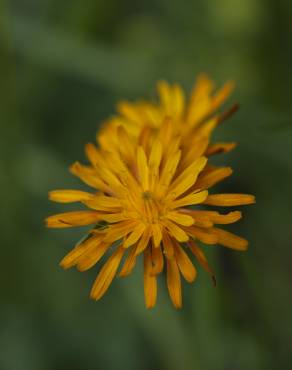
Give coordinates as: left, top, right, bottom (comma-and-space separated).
98, 74, 237, 159
46, 123, 255, 308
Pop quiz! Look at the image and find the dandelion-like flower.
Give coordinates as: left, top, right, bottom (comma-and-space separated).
98, 74, 237, 159
46, 122, 255, 308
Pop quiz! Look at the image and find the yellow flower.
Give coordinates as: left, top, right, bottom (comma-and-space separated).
46, 123, 255, 308
98, 74, 237, 159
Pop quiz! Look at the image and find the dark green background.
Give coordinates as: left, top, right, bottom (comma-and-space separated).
1, 0, 291, 369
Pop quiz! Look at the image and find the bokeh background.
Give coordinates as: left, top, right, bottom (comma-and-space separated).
1, 0, 292, 369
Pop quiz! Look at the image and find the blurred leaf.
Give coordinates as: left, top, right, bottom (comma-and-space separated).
9, 14, 156, 93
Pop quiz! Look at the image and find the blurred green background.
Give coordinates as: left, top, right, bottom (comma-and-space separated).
1, 0, 292, 369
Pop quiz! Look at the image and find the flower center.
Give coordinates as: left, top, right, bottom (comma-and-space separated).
141, 190, 153, 201
140, 191, 163, 224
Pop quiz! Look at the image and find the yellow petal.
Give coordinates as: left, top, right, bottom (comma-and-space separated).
210, 81, 235, 112
157, 117, 175, 150
116, 125, 136, 164
179, 137, 209, 168
142, 103, 161, 127
149, 139, 162, 172
97, 166, 122, 189
195, 118, 217, 138
85, 143, 99, 166
151, 244, 164, 275
46, 211, 101, 228
123, 223, 146, 248
195, 167, 233, 189
152, 223, 162, 248
149, 139, 162, 188
144, 248, 157, 309
102, 151, 141, 197
184, 210, 242, 225
102, 220, 139, 243
138, 125, 152, 152
157, 80, 171, 113
167, 258, 182, 309
119, 245, 138, 277
70, 162, 110, 193
181, 210, 213, 228
97, 122, 118, 151
168, 157, 207, 200
103, 150, 131, 179
188, 95, 211, 126
98, 213, 128, 223
204, 194, 256, 206
167, 211, 194, 226
60, 235, 102, 269
190, 74, 214, 104
156, 150, 181, 196
49, 190, 93, 203
188, 239, 215, 277
187, 74, 214, 125
162, 231, 175, 259
135, 227, 151, 255
192, 218, 213, 228
137, 146, 149, 190
188, 77, 232, 128
210, 210, 242, 224
186, 226, 218, 245
162, 220, 189, 242
172, 83, 185, 118
90, 246, 125, 300
170, 190, 208, 209
76, 242, 110, 271
83, 195, 122, 211
149, 139, 162, 170
210, 228, 248, 250
174, 243, 197, 283
206, 142, 237, 156
117, 101, 142, 124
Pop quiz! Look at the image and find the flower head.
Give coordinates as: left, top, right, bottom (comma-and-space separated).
46, 122, 255, 308
98, 74, 237, 159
